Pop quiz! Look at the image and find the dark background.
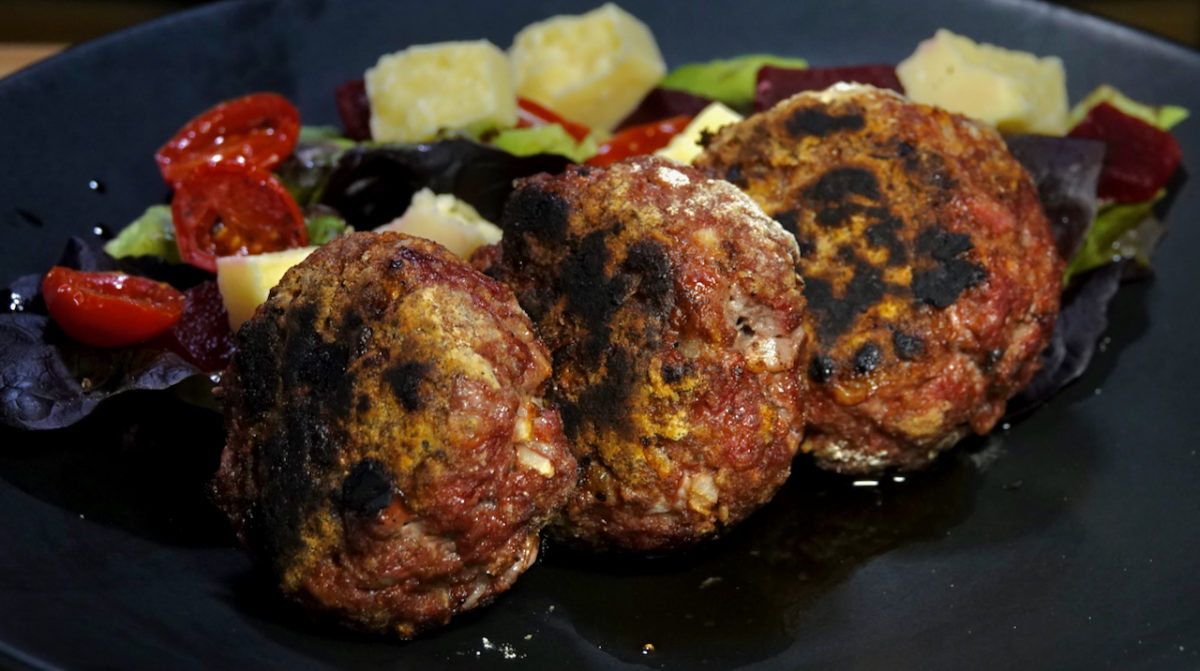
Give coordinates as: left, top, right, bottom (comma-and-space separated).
0, 0, 1197, 48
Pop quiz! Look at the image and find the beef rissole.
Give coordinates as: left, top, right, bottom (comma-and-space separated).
479, 156, 807, 552
213, 232, 575, 637
696, 84, 1062, 474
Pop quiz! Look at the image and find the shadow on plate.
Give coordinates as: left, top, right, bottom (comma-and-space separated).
0, 390, 231, 547
0, 276, 1138, 667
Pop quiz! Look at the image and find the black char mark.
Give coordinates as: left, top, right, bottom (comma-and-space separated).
892, 330, 925, 360
621, 239, 675, 320
387, 360, 432, 412
786, 108, 865, 137
725, 162, 746, 188
235, 318, 280, 418
503, 186, 570, 245
865, 217, 907, 265
559, 349, 636, 440
853, 342, 882, 374
556, 238, 675, 442
558, 230, 626, 359
911, 227, 986, 308
281, 305, 354, 416
810, 354, 836, 384
774, 209, 799, 238
241, 302, 357, 571
804, 167, 880, 203
804, 262, 885, 344
661, 362, 690, 384
803, 167, 881, 227
341, 458, 395, 515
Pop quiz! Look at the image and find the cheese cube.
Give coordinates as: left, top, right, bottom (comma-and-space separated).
896, 29, 1068, 135
375, 188, 502, 259
217, 247, 317, 330
366, 40, 517, 142
510, 3, 666, 131
656, 102, 744, 164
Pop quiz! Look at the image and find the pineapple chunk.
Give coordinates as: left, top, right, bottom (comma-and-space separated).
896, 29, 1068, 135
655, 102, 743, 164
216, 247, 317, 330
375, 188, 502, 258
510, 3, 665, 131
366, 40, 517, 142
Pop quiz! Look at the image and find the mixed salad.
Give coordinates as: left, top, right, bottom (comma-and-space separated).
0, 4, 1187, 433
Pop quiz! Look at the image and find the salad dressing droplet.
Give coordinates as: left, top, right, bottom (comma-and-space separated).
93, 224, 114, 240
87, 179, 106, 193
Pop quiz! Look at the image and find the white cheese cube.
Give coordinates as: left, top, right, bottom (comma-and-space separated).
216, 247, 317, 330
510, 3, 665, 131
656, 102, 744, 164
896, 29, 1068, 135
366, 40, 517, 142
375, 188, 502, 259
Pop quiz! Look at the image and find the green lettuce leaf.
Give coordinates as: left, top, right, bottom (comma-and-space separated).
660, 54, 808, 110
103, 205, 180, 263
490, 124, 598, 163
305, 206, 350, 244
298, 125, 352, 144
1065, 191, 1165, 281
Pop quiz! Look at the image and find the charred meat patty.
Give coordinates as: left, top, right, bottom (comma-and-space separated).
480, 156, 807, 552
213, 232, 576, 637
696, 84, 1062, 474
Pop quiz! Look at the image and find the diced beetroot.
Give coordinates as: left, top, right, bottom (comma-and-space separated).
754, 64, 904, 112
1068, 101, 1183, 203
335, 78, 372, 141
161, 281, 236, 372
615, 87, 715, 131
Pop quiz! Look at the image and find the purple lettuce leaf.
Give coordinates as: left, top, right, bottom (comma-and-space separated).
318, 140, 571, 228
1, 237, 203, 431
1006, 261, 1126, 417
1005, 133, 1106, 262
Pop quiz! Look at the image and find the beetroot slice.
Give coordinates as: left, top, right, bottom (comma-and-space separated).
615, 87, 716, 131
755, 64, 903, 112
335, 78, 372, 141
161, 280, 236, 372
1067, 102, 1182, 203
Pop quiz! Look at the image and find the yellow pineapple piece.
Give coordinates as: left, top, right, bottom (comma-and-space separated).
896, 29, 1068, 135
510, 3, 665, 131
365, 40, 517, 142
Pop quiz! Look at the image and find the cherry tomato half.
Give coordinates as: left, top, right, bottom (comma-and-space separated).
171, 162, 308, 273
587, 115, 692, 167
516, 97, 592, 142
155, 92, 301, 188
42, 267, 186, 348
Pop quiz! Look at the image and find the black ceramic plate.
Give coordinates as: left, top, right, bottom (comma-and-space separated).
2, 1, 1199, 668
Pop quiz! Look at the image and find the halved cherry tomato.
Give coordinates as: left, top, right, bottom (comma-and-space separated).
516, 97, 592, 142
155, 92, 301, 188
586, 115, 692, 167
42, 266, 186, 348
171, 162, 308, 273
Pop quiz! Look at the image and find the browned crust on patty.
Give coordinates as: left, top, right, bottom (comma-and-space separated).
481, 156, 807, 551
213, 232, 575, 637
696, 85, 1062, 473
